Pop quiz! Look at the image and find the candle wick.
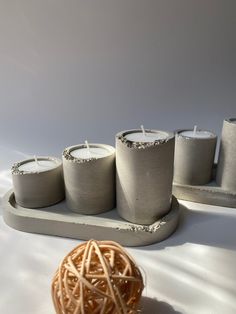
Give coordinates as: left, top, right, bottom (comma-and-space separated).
34, 155, 39, 172
193, 125, 198, 135
85, 140, 91, 158
141, 125, 146, 138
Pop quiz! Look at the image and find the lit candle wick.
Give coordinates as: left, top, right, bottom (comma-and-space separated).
34, 155, 39, 172
141, 125, 146, 138
193, 125, 198, 136
85, 140, 91, 158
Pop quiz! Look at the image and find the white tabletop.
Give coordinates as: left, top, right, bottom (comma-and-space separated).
0, 148, 236, 314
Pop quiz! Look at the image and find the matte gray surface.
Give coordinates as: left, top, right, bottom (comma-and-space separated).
216, 118, 236, 191
173, 180, 236, 208
116, 130, 175, 224
0, 1, 235, 156
63, 144, 115, 214
12, 157, 64, 208
173, 164, 236, 207
3, 190, 180, 247
174, 130, 217, 185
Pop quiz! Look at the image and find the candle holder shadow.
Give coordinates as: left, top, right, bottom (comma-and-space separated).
2, 190, 180, 247
173, 165, 236, 208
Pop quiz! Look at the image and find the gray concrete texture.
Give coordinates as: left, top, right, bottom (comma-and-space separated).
174, 130, 217, 185
173, 178, 236, 207
3, 190, 180, 246
12, 157, 64, 208
63, 144, 116, 214
216, 118, 236, 191
116, 130, 175, 224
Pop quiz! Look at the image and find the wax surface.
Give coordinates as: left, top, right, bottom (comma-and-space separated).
70, 147, 111, 159
18, 159, 58, 172
124, 131, 168, 142
180, 130, 214, 139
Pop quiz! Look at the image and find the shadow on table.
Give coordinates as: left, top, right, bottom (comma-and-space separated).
140, 296, 182, 314
140, 203, 236, 251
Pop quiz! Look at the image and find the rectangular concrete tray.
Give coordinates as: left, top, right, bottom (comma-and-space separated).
173, 180, 236, 208
2, 190, 180, 247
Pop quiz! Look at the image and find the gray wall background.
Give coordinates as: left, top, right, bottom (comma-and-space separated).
0, 0, 235, 158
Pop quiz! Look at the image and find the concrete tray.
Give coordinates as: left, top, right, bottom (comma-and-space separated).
2, 190, 180, 246
173, 181, 236, 208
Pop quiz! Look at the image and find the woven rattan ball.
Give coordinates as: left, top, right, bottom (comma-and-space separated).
51, 240, 144, 314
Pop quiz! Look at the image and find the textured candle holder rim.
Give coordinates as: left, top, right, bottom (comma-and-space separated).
116, 129, 174, 142
11, 156, 62, 175
2, 189, 180, 246
63, 143, 115, 162
175, 129, 217, 140
116, 129, 175, 150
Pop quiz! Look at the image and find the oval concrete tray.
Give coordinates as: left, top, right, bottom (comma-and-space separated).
3, 190, 180, 246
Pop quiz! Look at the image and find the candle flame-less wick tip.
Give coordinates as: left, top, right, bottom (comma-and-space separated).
141, 125, 146, 137
85, 140, 91, 157
34, 155, 39, 172
34, 155, 38, 164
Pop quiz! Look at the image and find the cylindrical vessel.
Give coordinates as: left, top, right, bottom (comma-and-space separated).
12, 157, 64, 208
63, 144, 115, 214
216, 118, 236, 191
116, 129, 175, 225
174, 129, 217, 185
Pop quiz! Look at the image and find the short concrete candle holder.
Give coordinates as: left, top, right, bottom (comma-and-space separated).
62, 143, 116, 214
174, 126, 217, 185
116, 128, 175, 225
173, 120, 236, 208
12, 156, 64, 208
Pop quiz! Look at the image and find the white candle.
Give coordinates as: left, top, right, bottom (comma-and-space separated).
18, 157, 59, 173
124, 125, 168, 142
70, 142, 112, 159
180, 125, 214, 139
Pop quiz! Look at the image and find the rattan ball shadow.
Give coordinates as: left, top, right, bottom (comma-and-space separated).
51, 240, 144, 314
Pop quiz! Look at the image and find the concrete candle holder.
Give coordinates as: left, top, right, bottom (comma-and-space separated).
216, 118, 236, 192
173, 119, 236, 207
12, 157, 64, 208
174, 129, 217, 185
62, 144, 115, 214
116, 129, 175, 225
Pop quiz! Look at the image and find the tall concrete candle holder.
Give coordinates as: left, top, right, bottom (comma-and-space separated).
116, 129, 175, 225
216, 118, 236, 191
174, 128, 217, 185
12, 157, 64, 208
63, 143, 115, 214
